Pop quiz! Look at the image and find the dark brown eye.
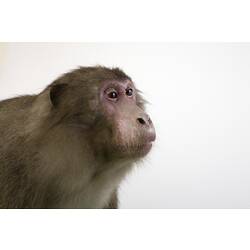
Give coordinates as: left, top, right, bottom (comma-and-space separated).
108, 91, 118, 99
126, 88, 133, 96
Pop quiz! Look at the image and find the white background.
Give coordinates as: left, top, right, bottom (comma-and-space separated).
0, 43, 250, 208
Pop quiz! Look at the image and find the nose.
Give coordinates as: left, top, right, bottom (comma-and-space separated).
137, 113, 156, 142
137, 114, 152, 126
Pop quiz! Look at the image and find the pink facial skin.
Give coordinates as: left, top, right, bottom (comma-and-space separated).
100, 79, 156, 157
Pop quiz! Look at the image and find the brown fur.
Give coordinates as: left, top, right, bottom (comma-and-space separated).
0, 66, 155, 208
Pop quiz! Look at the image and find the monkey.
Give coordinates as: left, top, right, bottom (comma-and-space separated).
0, 66, 156, 208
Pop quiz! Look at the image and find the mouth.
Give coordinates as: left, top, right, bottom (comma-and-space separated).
114, 134, 156, 158
135, 141, 153, 156
142, 142, 153, 151
135, 131, 156, 156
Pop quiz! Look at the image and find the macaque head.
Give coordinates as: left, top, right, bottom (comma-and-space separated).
48, 66, 156, 161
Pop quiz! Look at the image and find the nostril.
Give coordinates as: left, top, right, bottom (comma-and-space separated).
148, 117, 152, 124
137, 117, 146, 125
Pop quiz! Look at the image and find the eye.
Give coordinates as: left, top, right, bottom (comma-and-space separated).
126, 88, 133, 97
107, 90, 118, 99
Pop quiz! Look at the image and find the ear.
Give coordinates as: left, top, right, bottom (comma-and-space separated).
49, 84, 68, 107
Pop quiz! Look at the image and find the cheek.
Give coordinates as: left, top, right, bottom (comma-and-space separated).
102, 102, 140, 146
88, 99, 99, 111
113, 116, 139, 146
103, 101, 116, 117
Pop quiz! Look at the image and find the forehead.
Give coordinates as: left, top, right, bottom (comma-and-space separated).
101, 78, 134, 89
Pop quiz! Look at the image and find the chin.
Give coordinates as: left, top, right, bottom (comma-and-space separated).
135, 142, 153, 157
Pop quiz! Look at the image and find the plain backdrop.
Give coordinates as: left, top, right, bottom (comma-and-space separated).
0, 43, 250, 208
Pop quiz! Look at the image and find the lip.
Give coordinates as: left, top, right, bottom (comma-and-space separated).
148, 133, 156, 143
138, 142, 153, 156
146, 128, 156, 143
136, 130, 156, 156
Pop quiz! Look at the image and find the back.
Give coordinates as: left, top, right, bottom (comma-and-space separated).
0, 95, 35, 140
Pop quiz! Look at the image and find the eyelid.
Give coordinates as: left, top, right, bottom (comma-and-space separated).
126, 87, 133, 91
105, 88, 118, 94
127, 86, 134, 90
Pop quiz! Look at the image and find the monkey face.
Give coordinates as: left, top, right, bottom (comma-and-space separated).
96, 79, 156, 160
48, 67, 156, 161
